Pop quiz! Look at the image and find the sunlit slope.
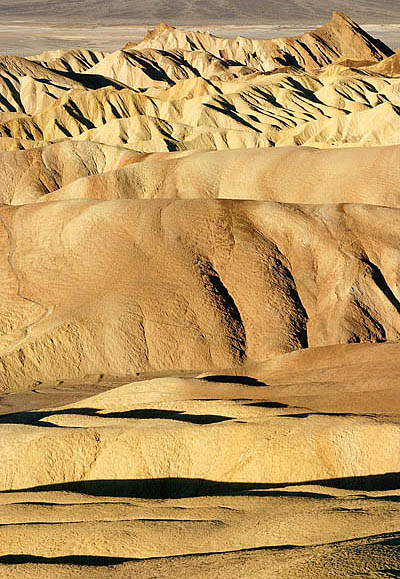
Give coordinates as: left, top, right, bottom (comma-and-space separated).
1, 340, 400, 577
1, 199, 400, 389
3, 141, 400, 206
4, 65, 400, 150
0, 14, 400, 151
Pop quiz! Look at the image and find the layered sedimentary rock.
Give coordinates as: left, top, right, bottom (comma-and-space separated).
1, 340, 399, 577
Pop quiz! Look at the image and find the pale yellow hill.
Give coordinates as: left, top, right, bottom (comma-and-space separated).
2, 62, 400, 150
0, 53, 125, 117
2, 339, 400, 491
365, 50, 400, 76
29, 48, 107, 73
0, 341, 399, 577
1, 140, 399, 207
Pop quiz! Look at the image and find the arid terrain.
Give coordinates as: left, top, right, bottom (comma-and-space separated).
0, 11, 400, 578
0, 0, 399, 25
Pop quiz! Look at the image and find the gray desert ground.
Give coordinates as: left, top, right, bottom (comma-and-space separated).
0, 10, 399, 578
0, 0, 399, 25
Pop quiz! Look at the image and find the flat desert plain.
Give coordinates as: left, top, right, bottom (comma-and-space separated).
0, 11, 399, 578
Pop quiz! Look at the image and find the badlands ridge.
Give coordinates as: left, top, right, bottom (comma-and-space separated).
0, 12, 400, 578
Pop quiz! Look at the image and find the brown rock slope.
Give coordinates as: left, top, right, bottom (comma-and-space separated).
136, 13, 392, 71
7, 142, 400, 206
1, 199, 400, 390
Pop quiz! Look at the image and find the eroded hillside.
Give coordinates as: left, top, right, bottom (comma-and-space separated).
1, 13, 400, 579
0, 13, 399, 152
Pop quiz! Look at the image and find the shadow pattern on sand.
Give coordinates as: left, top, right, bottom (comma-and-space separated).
0, 544, 302, 566
0, 407, 234, 427
200, 375, 267, 385
0, 554, 134, 566
1, 536, 399, 567
2, 473, 400, 499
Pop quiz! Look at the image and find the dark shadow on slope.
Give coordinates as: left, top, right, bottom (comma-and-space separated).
0, 407, 233, 426
54, 118, 72, 137
203, 102, 262, 132
200, 375, 266, 386
3, 539, 399, 568
278, 411, 375, 419
246, 401, 288, 408
64, 102, 95, 130
0, 91, 16, 112
354, 26, 394, 59
274, 53, 300, 67
4, 473, 400, 499
121, 51, 172, 83
101, 409, 233, 424
1, 75, 25, 111
197, 256, 247, 362
284, 76, 326, 106
362, 255, 400, 315
52, 69, 127, 90
376, 537, 400, 547
362, 495, 400, 503
256, 489, 336, 499
0, 544, 300, 566
0, 407, 98, 427
0, 555, 132, 566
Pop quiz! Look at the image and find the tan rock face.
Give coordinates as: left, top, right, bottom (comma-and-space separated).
137, 13, 392, 71
3, 341, 400, 491
0, 199, 400, 390
7, 143, 400, 206
1, 14, 400, 578
0, 140, 140, 204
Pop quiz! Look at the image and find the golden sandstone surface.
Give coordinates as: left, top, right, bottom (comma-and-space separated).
0, 12, 399, 578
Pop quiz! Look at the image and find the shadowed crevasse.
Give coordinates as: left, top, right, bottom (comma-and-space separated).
362, 254, 400, 315
197, 256, 247, 362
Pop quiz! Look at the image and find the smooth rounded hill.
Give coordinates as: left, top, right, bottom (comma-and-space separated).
5, 142, 400, 206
